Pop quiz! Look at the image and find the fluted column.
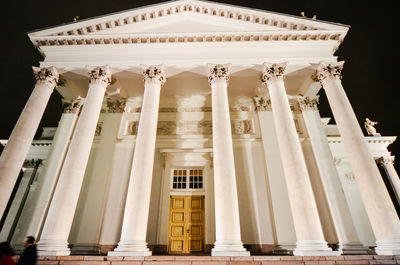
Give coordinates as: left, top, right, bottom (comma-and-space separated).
262, 63, 335, 256
379, 156, 400, 204
298, 96, 368, 254
108, 66, 165, 256
317, 62, 400, 255
0, 67, 58, 218
208, 64, 248, 256
37, 66, 111, 256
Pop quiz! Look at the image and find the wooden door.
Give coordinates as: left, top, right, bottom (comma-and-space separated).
168, 195, 204, 254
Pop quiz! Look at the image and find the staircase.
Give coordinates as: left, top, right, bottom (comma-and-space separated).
37, 255, 400, 265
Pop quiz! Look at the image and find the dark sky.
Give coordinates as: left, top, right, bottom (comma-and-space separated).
0, 0, 398, 173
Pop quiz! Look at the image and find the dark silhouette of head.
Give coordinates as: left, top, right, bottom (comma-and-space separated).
0, 241, 15, 256
24, 236, 35, 248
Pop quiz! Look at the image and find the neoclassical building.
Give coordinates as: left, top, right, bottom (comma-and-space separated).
0, 0, 399, 257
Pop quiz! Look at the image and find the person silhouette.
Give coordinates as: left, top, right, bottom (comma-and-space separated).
16, 237, 36, 265
0, 241, 16, 265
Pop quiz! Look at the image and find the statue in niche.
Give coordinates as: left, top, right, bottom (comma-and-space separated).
364, 118, 380, 136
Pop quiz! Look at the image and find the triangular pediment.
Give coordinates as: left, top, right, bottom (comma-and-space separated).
28, 0, 349, 49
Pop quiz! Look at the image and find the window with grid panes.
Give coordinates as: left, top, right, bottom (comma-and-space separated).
172, 169, 203, 190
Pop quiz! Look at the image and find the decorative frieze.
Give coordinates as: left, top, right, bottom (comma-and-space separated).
126, 121, 139, 135
107, 99, 126, 113
87, 66, 112, 87
124, 119, 255, 136
254, 96, 301, 112
253, 96, 272, 111
261, 62, 287, 82
232, 120, 254, 134
33, 67, 59, 88
95, 122, 103, 136
297, 96, 319, 111
208, 64, 229, 85
344, 171, 356, 183
316, 62, 343, 81
333, 157, 342, 165
142, 65, 166, 85
231, 97, 256, 112
63, 97, 85, 114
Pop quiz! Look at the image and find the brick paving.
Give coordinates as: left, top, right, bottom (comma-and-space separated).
36, 255, 400, 265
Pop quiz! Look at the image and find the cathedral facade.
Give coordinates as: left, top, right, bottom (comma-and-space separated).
1, 0, 399, 257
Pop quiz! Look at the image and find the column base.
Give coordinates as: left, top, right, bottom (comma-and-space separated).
108, 240, 152, 256
272, 244, 296, 255
37, 239, 70, 256
339, 242, 370, 254
293, 240, 340, 256
375, 239, 400, 255
211, 240, 250, 256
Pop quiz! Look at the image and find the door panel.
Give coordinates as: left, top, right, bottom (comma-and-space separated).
168, 195, 204, 254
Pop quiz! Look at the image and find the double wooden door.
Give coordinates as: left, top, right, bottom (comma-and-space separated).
168, 195, 204, 254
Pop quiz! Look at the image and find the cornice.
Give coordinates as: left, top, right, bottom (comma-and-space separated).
327, 136, 397, 145
30, 30, 346, 47
0, 140, 52, 147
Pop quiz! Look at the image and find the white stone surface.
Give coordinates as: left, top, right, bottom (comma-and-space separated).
300, 98, 367, 254
109, 66, 164, 256
318, 62, 400, 255
1, 1, 399, 257
257, 110, 297, 251
0, 67, 58, 218
37, 67, 111, 255
209, 65, 248, 256
380, 156, 400, 204
262, 63, 334, 256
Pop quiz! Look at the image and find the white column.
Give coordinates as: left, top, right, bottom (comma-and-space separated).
37, 66, 111, 256
0, 67, 58, 218
379, 156, 400, 204
208, 64, 249, 256
317, 62, 400, 255
254, 97, 297, 253
262, 63, 335, 256
109, 66, 165, 256
13, 100, 83, 242
298, 96, 368, 254
36, 99, 83, 235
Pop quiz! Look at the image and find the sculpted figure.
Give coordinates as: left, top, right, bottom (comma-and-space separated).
365, 118, 380, 136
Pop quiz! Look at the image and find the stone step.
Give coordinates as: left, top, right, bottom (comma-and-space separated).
36, 255, 400, 265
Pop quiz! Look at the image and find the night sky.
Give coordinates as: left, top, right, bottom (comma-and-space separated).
0, 0, 398, 174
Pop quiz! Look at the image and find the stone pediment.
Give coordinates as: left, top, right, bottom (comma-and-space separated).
28, 0, 348, 47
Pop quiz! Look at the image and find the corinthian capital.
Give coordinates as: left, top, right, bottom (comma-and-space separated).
63, 97, 85, 114
261, 62, 287, 83
253, 96, 272, 111
316, 61, 344, 82
379, 155, 395, 166
87, 66, 112, 87
297, 96, 319, 111
142, 65, 166, 85
33, 66, 59, 88
208, 64, 230, 85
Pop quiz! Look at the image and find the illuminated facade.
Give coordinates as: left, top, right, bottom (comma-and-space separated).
1, 0, 399, 257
